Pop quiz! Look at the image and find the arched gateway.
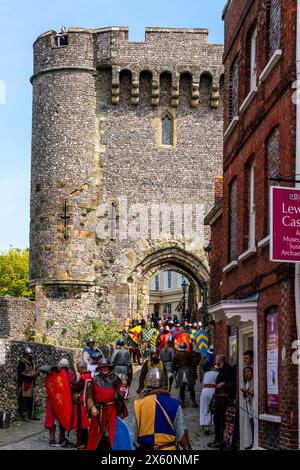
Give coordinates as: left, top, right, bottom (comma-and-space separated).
127, 245, 209, 322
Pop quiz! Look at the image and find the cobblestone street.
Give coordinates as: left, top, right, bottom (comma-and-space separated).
0, 365, 215, 451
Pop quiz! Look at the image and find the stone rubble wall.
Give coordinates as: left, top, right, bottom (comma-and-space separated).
0, 297, 35, 340
0, 340, 113, 417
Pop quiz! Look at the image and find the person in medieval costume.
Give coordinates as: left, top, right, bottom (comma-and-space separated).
87, 351, 103, 378
111, 338, 132, 386
17, 347, 39, 421
173, 342, 198, 408
159, 336, 175, 392
40, 358, 74, 447
71, 361, 92, 449
86, 358, 128, 450
157, 325, 171, 354
131, 368, 192, 450
199, 365, 219, 435
82, 338, 103, 366
136, 348, 167, 395
139, 320, 153, 359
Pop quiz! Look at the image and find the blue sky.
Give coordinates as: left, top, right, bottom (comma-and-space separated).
0, 0, 225, 252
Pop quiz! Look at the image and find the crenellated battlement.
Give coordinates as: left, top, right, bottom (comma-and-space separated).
32, 26, 224, 109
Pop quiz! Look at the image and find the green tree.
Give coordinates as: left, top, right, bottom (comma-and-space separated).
0, 248, 34, 298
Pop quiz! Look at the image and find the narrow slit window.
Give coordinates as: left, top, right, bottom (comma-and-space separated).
162, 114, 173, 146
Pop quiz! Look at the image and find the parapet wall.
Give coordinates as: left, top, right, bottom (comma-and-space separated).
32, 27, 224, 109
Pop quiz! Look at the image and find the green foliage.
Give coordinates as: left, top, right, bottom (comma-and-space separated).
77, 319, 120, 348
23, 324, 35, 342
46, 319, 55, 329
23, 324, 54, 345
0, 248, 33, 298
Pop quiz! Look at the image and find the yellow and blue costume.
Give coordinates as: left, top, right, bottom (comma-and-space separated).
134, 392, 180, 450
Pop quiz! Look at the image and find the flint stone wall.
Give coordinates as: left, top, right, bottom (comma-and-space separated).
0, 340, 112, 417
0, 297, 35, 340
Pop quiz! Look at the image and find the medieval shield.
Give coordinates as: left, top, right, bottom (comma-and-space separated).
173, 332, 191, 352
45, 369, 72, 431
194, 329, 209, 356
127, 325, 142, 344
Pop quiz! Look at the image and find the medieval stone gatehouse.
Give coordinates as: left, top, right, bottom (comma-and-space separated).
30, 27, 223, 339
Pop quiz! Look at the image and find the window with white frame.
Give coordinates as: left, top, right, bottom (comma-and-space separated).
267, 0, 281, 59
229, 56, 239, 122
229, 178, 238, 261
248, 163, 256, 249
163, 304, 172, 316
250, 27, 257, 90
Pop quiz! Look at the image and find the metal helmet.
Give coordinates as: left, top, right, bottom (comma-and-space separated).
116, 338, 125, 347
177, 342, 188, 351
87, 337, 95, 345
92, 351, 102, 364
145, 368, 165, 389
24, 347, 33, 355
98, 358, 113, 369
58, 358, 69, 368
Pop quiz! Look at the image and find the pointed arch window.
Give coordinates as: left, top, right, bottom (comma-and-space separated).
162, 114, 173, 146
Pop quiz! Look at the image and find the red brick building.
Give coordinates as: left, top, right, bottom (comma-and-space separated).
205, 0, 298, 449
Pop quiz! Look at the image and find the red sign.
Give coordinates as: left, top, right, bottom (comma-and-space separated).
271, 186, 300, 262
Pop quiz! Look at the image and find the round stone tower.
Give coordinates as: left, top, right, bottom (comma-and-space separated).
30, 27, 224, 342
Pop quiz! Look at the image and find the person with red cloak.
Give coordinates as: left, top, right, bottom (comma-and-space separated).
157, 326, 172, 354
86, 358, 128, 450
71, 361, 92, 449
40, 358, 75, 447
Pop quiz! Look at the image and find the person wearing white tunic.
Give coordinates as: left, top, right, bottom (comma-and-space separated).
199, 366, 219, 434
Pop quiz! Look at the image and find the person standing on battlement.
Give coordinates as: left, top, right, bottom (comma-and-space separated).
55, 26, 68, 46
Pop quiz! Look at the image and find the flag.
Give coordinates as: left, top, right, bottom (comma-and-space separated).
173, 332, 190, 352
188, 328, 197, 344
194, 329, 209, 356
142, 327, 154, 343
150, 329, 159, 349
127, 325, 142, 345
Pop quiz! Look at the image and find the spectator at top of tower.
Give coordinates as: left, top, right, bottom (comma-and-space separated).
55, 26, 68, 46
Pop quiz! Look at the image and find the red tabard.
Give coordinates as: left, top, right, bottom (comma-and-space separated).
158, 332, 172, 354
71, 372, 91, 430
86, 384, 117, 450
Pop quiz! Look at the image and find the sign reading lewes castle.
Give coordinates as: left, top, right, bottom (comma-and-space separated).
271, 187, 300, 262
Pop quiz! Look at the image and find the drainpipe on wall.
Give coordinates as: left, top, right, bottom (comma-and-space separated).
295, 0, 300, 449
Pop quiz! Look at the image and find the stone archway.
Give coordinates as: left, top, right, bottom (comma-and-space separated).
127, 244, 209, 322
